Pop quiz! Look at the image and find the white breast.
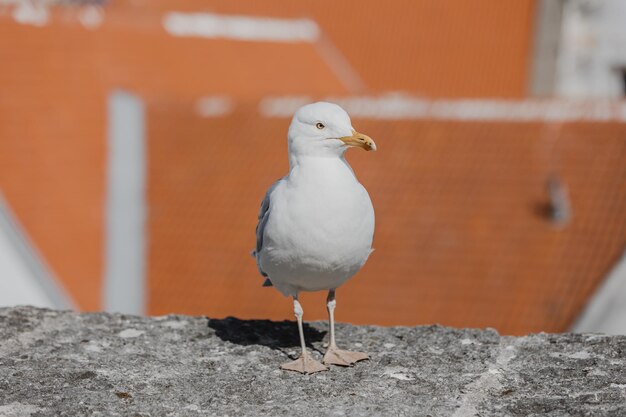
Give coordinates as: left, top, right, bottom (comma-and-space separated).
259, 157, 375, 296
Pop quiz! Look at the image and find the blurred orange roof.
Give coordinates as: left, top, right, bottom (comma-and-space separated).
130, 0, 536, 97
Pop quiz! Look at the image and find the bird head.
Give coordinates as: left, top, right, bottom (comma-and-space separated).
287, 102, 376, 160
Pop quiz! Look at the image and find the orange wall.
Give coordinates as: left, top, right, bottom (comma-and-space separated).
147, 102, 626, 335
0, 21, 105, 310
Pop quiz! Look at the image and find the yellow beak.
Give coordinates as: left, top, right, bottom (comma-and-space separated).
338, 130, 377, 151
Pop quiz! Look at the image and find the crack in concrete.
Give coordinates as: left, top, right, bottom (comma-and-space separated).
452, 337, 521, 417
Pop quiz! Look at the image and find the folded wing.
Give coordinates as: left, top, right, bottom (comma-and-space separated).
252, 179, 282, 286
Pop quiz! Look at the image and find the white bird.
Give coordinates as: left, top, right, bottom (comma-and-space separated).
253, 102, 376, 374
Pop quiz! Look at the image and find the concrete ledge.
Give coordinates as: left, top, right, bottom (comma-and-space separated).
1, 307, 625, 416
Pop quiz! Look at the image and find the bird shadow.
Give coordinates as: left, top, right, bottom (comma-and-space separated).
207, 317, 327, 356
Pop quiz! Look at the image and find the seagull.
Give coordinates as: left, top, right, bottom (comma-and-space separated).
253, 102, 376, 374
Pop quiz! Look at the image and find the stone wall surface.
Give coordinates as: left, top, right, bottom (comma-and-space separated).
1, 306, 626, 416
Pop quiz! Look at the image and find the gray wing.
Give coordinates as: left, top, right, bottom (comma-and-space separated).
252, 180, 281, 285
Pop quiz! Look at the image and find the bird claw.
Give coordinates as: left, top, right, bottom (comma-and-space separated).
323, 346, 369, 366
280, 353, 328, 374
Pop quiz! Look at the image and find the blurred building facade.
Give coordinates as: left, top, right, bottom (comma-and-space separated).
555, 0, 626, 97
0, 0, 625, 335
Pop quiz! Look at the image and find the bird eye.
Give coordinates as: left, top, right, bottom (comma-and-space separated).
315, 122, 325, 129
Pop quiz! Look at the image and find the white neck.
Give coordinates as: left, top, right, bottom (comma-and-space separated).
288, 154, 357, 185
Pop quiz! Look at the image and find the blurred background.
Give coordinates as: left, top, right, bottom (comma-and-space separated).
1, 0, 625, 335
